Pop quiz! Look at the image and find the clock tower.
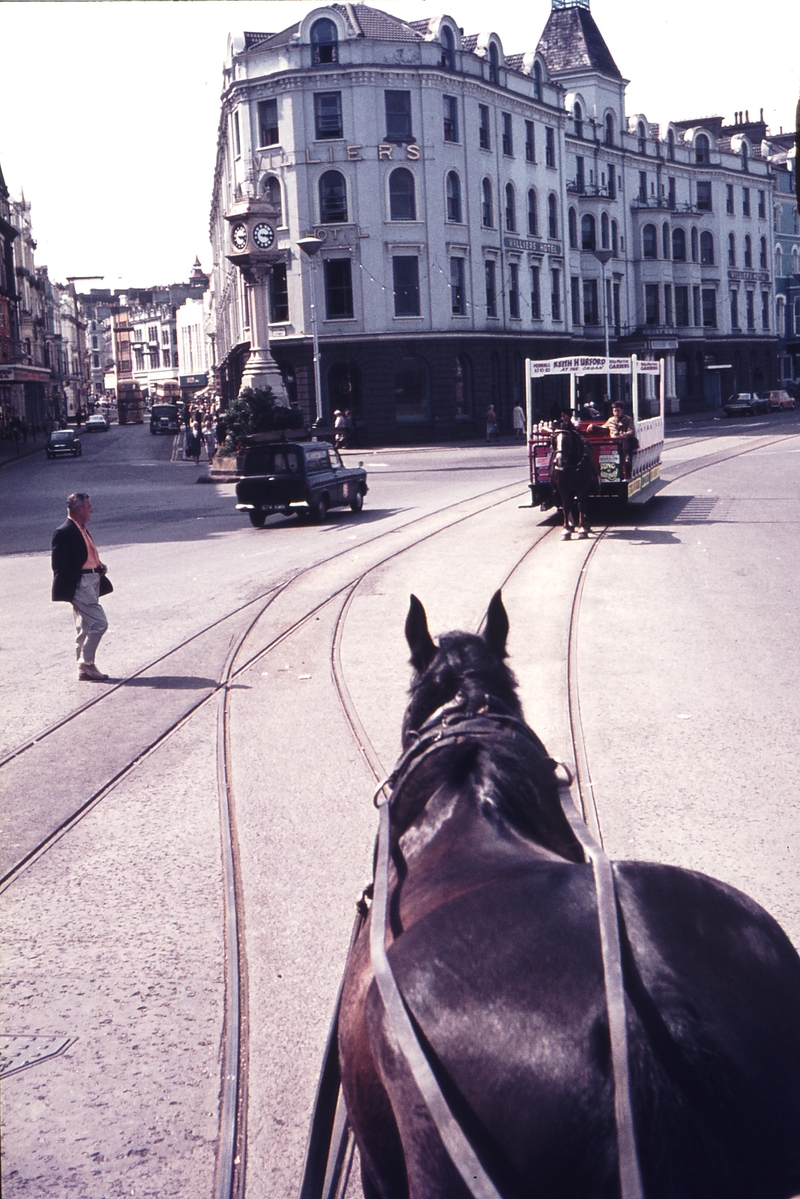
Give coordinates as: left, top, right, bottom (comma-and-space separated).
224, 192, 289, 403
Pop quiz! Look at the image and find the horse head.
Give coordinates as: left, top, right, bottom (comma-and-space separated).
551, 425, 583, 470
399, 592, 583, 860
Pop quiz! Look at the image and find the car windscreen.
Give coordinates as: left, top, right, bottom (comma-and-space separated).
304, 448, 332, 472
50, 432, 73, 441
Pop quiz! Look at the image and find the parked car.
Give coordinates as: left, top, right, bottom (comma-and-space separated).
46, 429, 82, 458
761, 390, 796, 412
235, 441, 368, 527
722, 392, 770, 417
85, 413, 110, 431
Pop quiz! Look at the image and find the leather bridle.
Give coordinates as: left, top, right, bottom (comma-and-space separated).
369, 699, 644, 1199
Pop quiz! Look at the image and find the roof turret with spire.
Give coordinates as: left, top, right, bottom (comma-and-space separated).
536, 0, 622, 80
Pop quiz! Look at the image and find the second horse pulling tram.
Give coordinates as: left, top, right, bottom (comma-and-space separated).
526, 354, 665, 509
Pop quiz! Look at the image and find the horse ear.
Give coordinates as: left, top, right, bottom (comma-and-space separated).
483, 590, 509, 659
405, 594, 437, 674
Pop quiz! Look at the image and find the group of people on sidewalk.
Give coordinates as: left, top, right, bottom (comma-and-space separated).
182, 411, 221, 466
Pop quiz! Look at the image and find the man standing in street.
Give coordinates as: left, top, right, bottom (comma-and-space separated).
51, 492, 113, 681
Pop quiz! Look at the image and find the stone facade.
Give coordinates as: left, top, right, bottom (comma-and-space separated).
208, 0, 784, 439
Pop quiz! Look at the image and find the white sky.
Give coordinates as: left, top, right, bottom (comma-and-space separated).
1, 0, 797, 290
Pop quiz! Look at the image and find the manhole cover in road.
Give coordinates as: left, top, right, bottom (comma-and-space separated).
0, 1033, 77, 1078
673, 496, 718, 522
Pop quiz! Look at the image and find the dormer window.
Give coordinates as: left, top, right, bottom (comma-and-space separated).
488, 42, 500, 86
440, 25, 455, 70
695, 133, 709, 164
638, 121, 647, 154
311, 18, 338, 65
533, 61, 543, 102
740, 141, 749, 172
574, 102, 584, 139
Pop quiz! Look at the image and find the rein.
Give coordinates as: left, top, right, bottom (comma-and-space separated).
369, 702, 644, 1199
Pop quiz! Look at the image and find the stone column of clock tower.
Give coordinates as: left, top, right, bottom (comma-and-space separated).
224, 202, 289, 405
239, 260, 288, 403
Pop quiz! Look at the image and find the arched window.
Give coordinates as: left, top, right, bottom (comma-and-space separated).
775, 245, 783, 275
662, 223, 671, 259
691, 226, 699, 262
311, 18, 338, 65
601, 212, 610, 250
505, 183, 516, 231
604, 113, 614, 146
533, 61, 543, 102
568, 206, 578, 249
395, 355, 430, 422
454, 354, 473, 418
700, 230, 714, 265
741, 141, 749, 172
728, 232, 736, 266
612, 219, 619, 257
319, 170, 348, 223
695, 133, 709, 164
446, 171, 462, 222
667, 129, 675, 161
638, 121, 647, 154
759, 236, 767, 269
672, 227, 686, 260
744, 234, 752, 268
776, 296, 785, 337
488, 42, 500, 86
262, 175, 282, 223
481, 178, 493, 227
548, 193, 558, 239
581, 213, 596, 251
643, 223, 657, 259
389, 167, 416, 220
527, 189, 538, 236
574, 101, 583, 139
440, 25, 455, 70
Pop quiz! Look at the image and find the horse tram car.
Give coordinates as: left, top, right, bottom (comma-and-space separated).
526, 355, 665, 521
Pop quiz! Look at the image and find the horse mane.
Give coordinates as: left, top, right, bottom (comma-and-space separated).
401, 630, 584, 862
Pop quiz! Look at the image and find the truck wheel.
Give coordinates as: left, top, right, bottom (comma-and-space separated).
313, 495, 328, 523
350, 489, 363, 512
248, 509, 267, 528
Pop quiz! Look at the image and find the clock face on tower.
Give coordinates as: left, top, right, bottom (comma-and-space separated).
231, 223, 248, 251
253, 222, 275, 249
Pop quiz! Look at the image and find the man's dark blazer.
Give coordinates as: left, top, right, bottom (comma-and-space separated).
51, 519, 113, 602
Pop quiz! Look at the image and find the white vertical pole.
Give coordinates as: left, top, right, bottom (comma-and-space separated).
631, 353, 638, 423
570, 370, 577, 417
525, 359, 532, 439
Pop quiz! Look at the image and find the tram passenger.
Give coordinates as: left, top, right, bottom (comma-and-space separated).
587, 401, 637, 474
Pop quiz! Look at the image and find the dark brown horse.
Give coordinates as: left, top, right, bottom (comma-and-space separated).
550, 422, 597, 539
338, 592, 800, 1199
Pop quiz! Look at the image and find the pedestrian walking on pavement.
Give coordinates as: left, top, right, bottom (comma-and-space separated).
512, 403, 526, 441
485, 404, 498, 443
51, 493, 113, 682
203, 419, 217, 463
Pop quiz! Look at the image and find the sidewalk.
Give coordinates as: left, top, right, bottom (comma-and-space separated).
0, 435, 45, 468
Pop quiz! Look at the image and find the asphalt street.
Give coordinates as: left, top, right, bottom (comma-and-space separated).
1, 413, 798, 1198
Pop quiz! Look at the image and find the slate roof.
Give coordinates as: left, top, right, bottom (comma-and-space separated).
536, 4, 622, 79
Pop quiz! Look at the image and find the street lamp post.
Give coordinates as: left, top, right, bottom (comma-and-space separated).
593, 249, 614, 404
297, 236, 324, 426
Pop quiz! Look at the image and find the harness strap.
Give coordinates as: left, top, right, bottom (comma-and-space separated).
558, 786, 644, 1199
370, 793, 502, 1199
